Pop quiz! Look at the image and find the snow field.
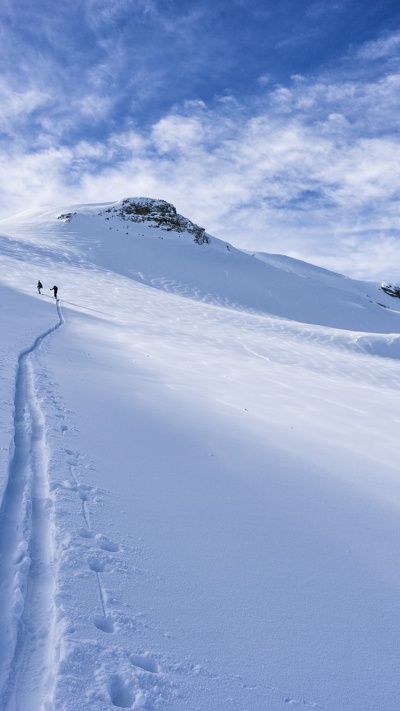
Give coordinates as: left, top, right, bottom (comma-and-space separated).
0, 200, 400, 709
47, 283, 400, 710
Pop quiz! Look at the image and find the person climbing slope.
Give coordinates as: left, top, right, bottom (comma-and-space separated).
50, 285, 58, 299
37, 280, 43, 294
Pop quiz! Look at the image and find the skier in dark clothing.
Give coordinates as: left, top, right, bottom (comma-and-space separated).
50, 285, 58, 299
37, 280, 43, 294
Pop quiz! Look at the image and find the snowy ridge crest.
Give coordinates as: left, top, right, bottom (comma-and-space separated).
58, 198, 210, 243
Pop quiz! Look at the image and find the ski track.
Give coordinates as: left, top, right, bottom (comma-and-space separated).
0, 299, 63, 710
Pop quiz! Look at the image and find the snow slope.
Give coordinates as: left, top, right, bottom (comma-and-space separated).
0, 198, 400, 710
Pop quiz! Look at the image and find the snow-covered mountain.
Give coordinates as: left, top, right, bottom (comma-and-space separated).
3, 197, 400, 334
0, 198, 400, 710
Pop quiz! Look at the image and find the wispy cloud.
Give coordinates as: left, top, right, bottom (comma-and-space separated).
357, 31, 400, 60
0, 80, 50, 133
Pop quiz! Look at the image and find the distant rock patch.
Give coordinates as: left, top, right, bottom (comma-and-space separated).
57, 212, 76, 222
381, 282, 400, 298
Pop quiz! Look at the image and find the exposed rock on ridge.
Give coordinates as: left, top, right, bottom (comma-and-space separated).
103, 198, 210, 244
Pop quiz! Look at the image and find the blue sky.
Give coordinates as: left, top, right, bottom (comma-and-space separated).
1, 0, 400, 278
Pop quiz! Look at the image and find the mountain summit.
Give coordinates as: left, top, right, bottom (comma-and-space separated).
59, 197, 210, 244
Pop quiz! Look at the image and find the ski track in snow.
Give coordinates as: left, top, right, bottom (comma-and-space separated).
0, 301, 64, 711
0, 295, 162, 710
0, 299, 63, 711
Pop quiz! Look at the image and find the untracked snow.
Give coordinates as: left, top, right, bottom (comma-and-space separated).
0, 198, 400, 710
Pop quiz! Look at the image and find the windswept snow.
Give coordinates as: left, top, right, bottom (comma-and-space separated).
0, 199, 400, 710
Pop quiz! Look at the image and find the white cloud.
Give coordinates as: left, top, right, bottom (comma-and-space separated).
151, 115, 206, 153
357, 31, 400, 60
0, 80, 50, 132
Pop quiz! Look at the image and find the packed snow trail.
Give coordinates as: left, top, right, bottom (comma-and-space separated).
0, 300, 63, 710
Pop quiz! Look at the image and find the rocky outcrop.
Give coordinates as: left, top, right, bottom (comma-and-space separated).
102, 198, 209, 244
